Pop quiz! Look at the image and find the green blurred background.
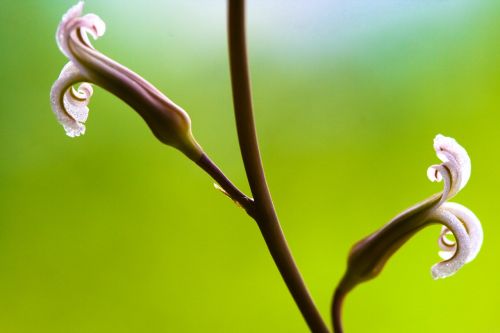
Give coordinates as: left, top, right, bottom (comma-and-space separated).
1, 1, 499, 332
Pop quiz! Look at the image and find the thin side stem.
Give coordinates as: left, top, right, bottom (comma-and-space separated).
331, 287, 346, 333
227, 1, 330, 332
196, 153, 255, 216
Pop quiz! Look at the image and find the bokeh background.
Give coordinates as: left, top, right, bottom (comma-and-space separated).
1, 1, 499, 332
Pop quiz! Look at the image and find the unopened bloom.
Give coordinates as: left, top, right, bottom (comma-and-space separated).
338, 134, 482, 291
50, 2, 203, 161
332, 134, 483, 332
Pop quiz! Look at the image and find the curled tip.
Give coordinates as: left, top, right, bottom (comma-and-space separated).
428, 134, 471, 199
430, 202, 482, 279
50, 62, 93, 137
61, 1, 84, 24
429, 208, 471, 279
57, 1, 106, 58
437, 227, 456, 259
427, 165, 443, 183
438, 202, 483, 263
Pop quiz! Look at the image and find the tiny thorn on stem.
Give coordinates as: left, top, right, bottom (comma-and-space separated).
214, 182, 244, 209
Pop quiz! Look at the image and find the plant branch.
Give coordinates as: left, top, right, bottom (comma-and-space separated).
331, 286, 346, 333
227, 1, 330, 332
196, 153, 255, 216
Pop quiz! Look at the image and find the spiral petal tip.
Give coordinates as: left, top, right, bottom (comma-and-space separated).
441, 202, 483, 263
427, 166, 443, 183
431, 134, 471, 197
430, 201, 482, 280
57, 2, 106, 57
50, 62, 93, 138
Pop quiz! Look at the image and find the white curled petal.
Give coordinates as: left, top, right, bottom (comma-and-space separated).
438, 227, 456, 260
427, 165, 443, 183
427, 164, 452, 205
438, 251, 454, 261
56, 2, 106, 58
429, 208, 471, 280
79, 13, 106, 48
438, 227, 455, 248
64, 83, 93, 123
50, 62, 93, 137
432, 134, 471, 198
442, 202, 483, 263
56, 1, 84, 57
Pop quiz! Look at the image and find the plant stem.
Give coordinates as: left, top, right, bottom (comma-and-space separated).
331, 287, 346, 333
196, 153, 255, 216
227, 1, 330, 332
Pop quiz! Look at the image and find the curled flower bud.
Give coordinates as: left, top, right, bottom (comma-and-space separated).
332, 134, 482, 332
50, 2, 203, 160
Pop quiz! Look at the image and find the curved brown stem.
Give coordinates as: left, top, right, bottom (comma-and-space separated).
227, 1, 330, 332
331, 287, 346, 333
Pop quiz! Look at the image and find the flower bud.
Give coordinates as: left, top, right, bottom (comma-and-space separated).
333, 134, 483, 331
50, 2, 203, 161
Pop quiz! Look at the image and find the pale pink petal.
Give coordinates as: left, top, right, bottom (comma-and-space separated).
429, 208, 471, 279
442, 202, 483, 263
430, 134, 471, 198
50, 62, 93, 137
56, 2, 106, 58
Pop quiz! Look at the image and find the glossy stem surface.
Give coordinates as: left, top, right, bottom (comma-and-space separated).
227, 1, 330, 332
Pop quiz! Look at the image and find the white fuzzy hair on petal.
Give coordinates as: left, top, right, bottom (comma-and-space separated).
441, 202, 483, 263
50, 62, 93, 137
429, 201, 482, 279
429, 208, 471, 279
